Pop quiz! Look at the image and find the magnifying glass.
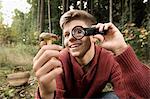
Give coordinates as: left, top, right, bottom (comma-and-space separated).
71, 26, 107, 40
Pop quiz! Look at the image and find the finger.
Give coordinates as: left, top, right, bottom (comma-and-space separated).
91, 25, 97, 28
33, 45, 63, 62
103, 23, 112, 30
40, 67, 63, 83
104, 22, 119, 33
39, 41, 47, 48
33, 50, 60, 72
35, 59, 62, 78
96, 23, 104, 32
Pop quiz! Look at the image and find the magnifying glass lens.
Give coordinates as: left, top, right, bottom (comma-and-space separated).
72, 26, 85, 40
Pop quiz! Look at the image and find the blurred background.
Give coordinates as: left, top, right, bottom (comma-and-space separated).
0, 0, 149, 98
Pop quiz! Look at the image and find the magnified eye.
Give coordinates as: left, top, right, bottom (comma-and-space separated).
77, 29, 83, 33
75, 28, 84, 35
72, 26, 85, 40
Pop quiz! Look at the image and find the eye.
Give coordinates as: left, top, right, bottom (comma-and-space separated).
64, 32, 70, 38
77, 29, 82, 33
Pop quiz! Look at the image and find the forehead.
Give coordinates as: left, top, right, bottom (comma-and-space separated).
63, 20, 88, 33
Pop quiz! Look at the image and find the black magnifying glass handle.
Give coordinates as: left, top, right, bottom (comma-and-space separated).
84, 27, 107, 36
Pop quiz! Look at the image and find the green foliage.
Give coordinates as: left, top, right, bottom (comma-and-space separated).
11, 8, 39, 45
0, 24, 15, 44
120, 23, 149, 59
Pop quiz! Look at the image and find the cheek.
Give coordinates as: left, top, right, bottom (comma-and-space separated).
64, 39, 68, 47
83, 37, 92, 48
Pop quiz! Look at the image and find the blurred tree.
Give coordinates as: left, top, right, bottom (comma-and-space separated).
0, 1, 3, 24
11, 9, 25, 43
0, 0, 149, 60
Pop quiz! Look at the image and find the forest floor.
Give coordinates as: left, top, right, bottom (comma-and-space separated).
0, 66, 37, 99
0, 45, 38, 98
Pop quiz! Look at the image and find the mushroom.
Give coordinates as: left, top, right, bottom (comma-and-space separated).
39, 32, 58, 45
39, 32, 59, 61
7, 71, 30, 86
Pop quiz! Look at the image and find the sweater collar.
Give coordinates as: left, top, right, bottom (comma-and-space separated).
70, 45, 101, 80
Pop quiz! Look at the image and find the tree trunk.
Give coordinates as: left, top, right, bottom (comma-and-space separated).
129, 0, 132, 22
66, 0, 70, 11
37, 0, 41, 32
109, 0, 112, 22
80, 0, 83, 10
89, 0, 94, 15
39, 0, 45, 33
48, 0, 52, 33
121, 0, 124, 26
62, 0, 66, 13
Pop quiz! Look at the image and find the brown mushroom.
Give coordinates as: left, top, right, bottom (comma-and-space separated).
39, 32, 58, 45
39, 32, 59, 61
7, 71, 30, 86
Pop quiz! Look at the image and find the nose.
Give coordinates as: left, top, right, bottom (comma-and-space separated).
68, 33, 76, 42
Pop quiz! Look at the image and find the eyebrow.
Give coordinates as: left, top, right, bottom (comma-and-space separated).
63, 31, 70, 35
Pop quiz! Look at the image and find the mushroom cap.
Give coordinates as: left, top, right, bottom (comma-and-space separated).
50, 33, 59, 39
39, 32, 58, 41
39, 33, 51, 40
7, 71, 30, 86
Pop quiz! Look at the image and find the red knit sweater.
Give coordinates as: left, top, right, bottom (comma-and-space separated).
115, 46, 150, 98
35, 45, 150, 98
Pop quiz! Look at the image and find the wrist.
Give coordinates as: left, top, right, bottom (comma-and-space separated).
41, 93, 54, 99
39, 87, 54, 99
113, 44, 128, 56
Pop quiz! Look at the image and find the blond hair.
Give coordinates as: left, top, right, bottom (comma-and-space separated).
59, 10, 96, 29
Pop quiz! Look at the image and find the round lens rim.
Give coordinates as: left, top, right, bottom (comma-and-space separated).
71, 26, 85, 40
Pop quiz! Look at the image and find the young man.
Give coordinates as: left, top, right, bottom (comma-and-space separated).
33, 10, 150, 98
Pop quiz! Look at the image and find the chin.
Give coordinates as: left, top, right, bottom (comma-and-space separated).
70, 51, 80, 57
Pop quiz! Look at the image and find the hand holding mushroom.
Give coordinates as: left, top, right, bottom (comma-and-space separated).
33, 32, 63, 98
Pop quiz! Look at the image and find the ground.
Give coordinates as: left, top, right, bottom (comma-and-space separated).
0, 66, 37, 99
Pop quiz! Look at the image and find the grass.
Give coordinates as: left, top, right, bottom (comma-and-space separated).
0, 43, 38, 68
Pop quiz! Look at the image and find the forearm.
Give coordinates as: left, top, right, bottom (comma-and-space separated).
114, 45, 149, 71
114, 45, 150, 97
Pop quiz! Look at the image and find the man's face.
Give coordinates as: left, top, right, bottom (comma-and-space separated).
63, 20, 92, 58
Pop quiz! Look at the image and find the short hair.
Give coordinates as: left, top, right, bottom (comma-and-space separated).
59, 9, 96, 29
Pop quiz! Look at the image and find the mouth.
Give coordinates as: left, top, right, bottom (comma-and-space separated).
69, 43, 81, 48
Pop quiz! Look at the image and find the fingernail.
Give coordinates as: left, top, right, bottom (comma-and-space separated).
59, 46, 63, 49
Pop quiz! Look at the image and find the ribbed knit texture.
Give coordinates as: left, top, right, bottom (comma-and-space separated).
115, 45, 150, 98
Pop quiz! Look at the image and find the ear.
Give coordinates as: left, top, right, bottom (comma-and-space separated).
93, 34, 104, 42
91, 36, 97, 43
91, 35, 104, 43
